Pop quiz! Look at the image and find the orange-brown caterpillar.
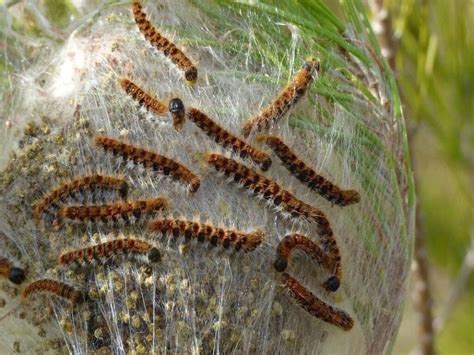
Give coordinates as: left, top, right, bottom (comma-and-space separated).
95, 136, 200, 192
132, 0, 198, 83
274, 234, 340, 292
34, 174, 128, 224
119, 78, 167, 116
149, 218, 264, 252
22, 279, 85, 305
281, 273, 353, 331
0, 256, 26, 285
187, 108, 272, 171
242, 58, 319, 137
59, 239, 161, 266
56, 198, 169, 225
262, 135, 360, 206
168, 98, 186, 131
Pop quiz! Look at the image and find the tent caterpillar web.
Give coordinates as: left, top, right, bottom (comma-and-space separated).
261, 135, 360, 206
186, 107, 272, 171
242, 58, 319, 137
132, 0, 198, 83
274, 233, 340, 292
56, 198, 169, 226
149, 218, 264, 251
0, 256, 26, 285
281, 273, 353, 331
58, 239, 161, 266
33, 174, 128, 224
94, 136, 200, 192
22, 279, 85, 305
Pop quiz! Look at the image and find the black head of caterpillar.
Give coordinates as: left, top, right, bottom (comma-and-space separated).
0, 256, 26, 285
168, 98, 186, 131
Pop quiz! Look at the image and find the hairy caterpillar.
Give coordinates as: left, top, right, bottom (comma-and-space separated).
22, 279, 85, 305
94, 136, 200, 192
281, 273, 353, 331
119, 78, 167, 116
132, 0, 198, 83
56, 198, 169, 225
186, 107, 272, 171
168, 98, 186, 131
149, 218, 264, 251
242, 58, 319, 137
274, 233, 340, 292
58, 239, 161, 266
0, 256, 26, 285
34, 174, 128, 224
261, 135, 360, 206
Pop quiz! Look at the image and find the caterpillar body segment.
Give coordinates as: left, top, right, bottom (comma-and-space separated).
58, 239, 161, 266
242, 58, 319, 137
187, 108, 272, 171
119, 78, 167, 116
281, 273, 353, 331
262, 135, 360, 206
94, 136, 200, 192
132, 1, 198, 83
0, 256, 26, 285
149, 218, 264, 252
22, 279, 85, 305
34, 174, 128, 224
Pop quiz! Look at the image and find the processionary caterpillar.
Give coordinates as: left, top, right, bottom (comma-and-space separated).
95, 136, 200, 192
242, 58, 319, 137
149, 218, 264, 251
56, 198, 169, 225
281, 273, 353, 331
262, 135, 360, 206
34, 174, 128, 224
132, 0, 198, 83
58, 239, 161, 266
119, 78, 167, 116
187, 107, 272, 171
22, 279, 85, 305
0, 256, 26, 285
274, 233, 340, 292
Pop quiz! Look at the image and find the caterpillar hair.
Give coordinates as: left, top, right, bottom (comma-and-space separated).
58, 238, 161, 266
187, 107, 272, 171
34, 174, 129, 224
132, 0, 198, 83
22, 279, 85, 305
56, 198, 169, 225
242, 58, 319, 137
168, 98, 186, 131
262, 135, 360, 206
281, 273, 353, 331
274, 233, 340, 292
94, 135, 200, 192
119, 78, 167, 116
0, 256, 26, 285
149, 218, 264, 251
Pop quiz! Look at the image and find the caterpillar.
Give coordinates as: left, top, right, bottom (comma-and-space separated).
22, 279, 85, 305
206, 154, 341, 275
34, 174, 129, 224
242, 58, 319, 137
0, 256, 26, 285
168, 98, 186, 131
261, 135, 360, 206
58, 239, 161, 266
274, 234, 340, 292
149, 218, 264, 251
281, 273, 353, 331
56, 198, 169, 225
186, 107, 272, 171
95, 136, 200, 192
119, 78, 167, 116
132, 0, 198, 83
